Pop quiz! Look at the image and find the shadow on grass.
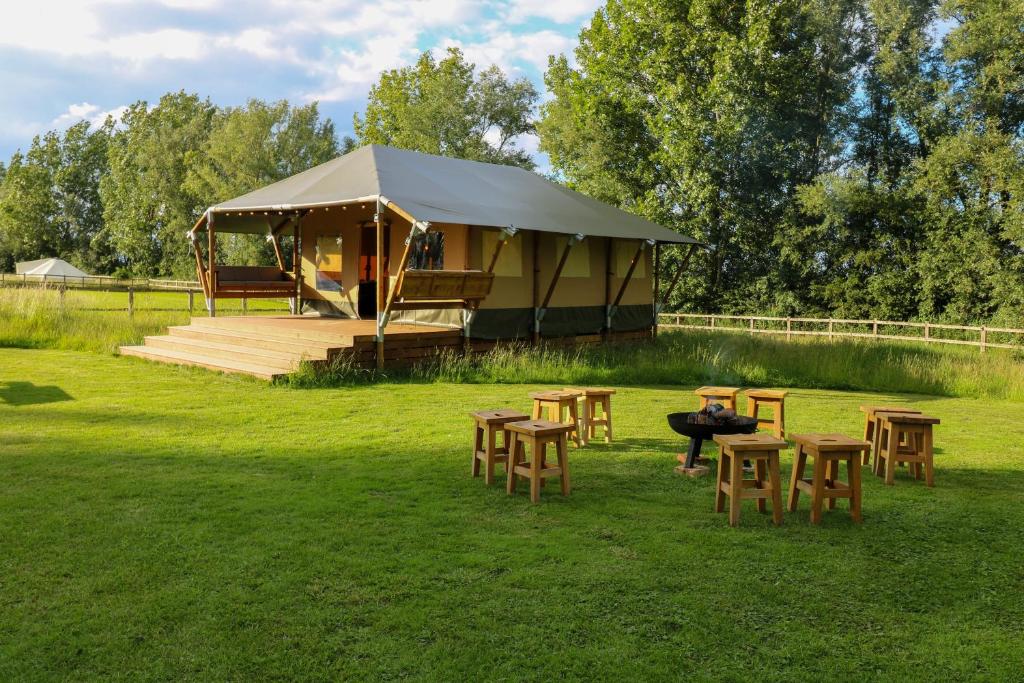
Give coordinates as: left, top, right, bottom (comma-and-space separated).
0, 381, 73, 406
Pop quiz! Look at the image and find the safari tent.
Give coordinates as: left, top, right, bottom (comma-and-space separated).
187, 144, 703, 350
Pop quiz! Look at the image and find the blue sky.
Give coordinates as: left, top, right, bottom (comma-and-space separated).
0, 0, 603, 166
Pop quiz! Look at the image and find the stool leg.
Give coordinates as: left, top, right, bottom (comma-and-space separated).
848, 453, 862, 523
557, 434, 570, 495
506, 433, 520, 495
484, 425, 497, 486
863, 416, 874, 466
532, 400, 542, 420
884, 431, 898, 485
729, 449, 743, 527
923, 426, 935, 487
747, 397, 759, 420
530, 439, 542, 503
568, 401, 582, 447
754, 458, 767, 513
788, 444, 806, 511
768, 454, 783, 525
472, 424, 483, 478
775, 401, 785, 439
548, 402, 559, 423
603, 397, 613, 442
715, 448, 728, 513
826, 458, 838, 510
810, 454, 825, 524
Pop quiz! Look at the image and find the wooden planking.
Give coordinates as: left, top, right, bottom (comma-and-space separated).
119, 345, 288, 380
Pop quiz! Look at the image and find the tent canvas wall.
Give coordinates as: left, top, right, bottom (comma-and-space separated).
15, 258, 90, 278
189, 145, 703, 342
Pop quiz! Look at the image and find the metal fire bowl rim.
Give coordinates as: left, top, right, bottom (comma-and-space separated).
666, 411, 759, 439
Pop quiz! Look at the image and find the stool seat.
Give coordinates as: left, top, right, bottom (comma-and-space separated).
470, 409, 530, 486
564, 387, 616, 444
745, 389, 788, 400
695, 386, 740, 411
713, 433, 786, 526
788, 434, 869, 524
506, 420, 574, 502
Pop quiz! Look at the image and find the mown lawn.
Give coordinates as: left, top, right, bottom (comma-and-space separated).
1, 348, 1023, 680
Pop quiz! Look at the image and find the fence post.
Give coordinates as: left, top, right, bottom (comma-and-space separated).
872, 320, 879, 337
749, 317, 754, 336
828, 318, 834, 341
188, 289, 194, 314
128, 286, 134, 317
710, 315, 715, 330
786, 317, 792, 341
980, 326, 987, 353
924, 322, 930, 341
242, 297, 248, 314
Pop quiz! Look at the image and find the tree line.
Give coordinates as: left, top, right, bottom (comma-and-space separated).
0, 0, 1021, 325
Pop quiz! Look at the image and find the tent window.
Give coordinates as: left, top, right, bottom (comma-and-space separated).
482, 230, 523, 277
555, 235, 591, 277
315, 234, 344, 292
408, 231, 445, 270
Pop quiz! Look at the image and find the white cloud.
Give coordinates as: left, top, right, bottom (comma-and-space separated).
440, 30, 576, 75
50, 102, 129, 130
502, 0, 602, 24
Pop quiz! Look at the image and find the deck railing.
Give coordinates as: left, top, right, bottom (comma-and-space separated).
658, 312, 1024, 352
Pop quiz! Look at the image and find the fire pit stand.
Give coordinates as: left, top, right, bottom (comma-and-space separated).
667, 412, 760, 474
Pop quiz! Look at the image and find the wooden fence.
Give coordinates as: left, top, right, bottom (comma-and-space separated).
658, 313, 1024, 352
0, 272, 200, 291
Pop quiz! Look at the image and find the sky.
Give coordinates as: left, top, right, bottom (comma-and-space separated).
0, 0, 604, 167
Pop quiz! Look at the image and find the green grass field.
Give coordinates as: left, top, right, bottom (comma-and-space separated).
2, 347, 1023, 680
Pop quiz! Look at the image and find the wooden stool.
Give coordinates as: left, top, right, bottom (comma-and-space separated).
565, 387, 615, 444
470, 409, 530, 485
506, 420, 574, 503
860, 405, 922, 465
713, 433, 787, 527
529, 390, 582, 447
745, 389, 788, 438
695, 386, 740, 411
874, 412, 940, 486
788, 434, 869, 524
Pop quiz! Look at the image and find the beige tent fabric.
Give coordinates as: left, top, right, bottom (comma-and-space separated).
210, 145, 702, 246
16, 258, 90, 278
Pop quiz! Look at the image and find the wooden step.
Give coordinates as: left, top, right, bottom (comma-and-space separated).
167, 325, 334, 357
143, 335, 305, 371
119, 345, 288, 380
189, 317, 361, 344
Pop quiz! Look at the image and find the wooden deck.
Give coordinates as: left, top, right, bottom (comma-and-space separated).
119, 316, 461, 380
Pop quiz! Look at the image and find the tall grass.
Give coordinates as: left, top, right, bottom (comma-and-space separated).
0, 287, 188, 354
292, 330, 1024, 401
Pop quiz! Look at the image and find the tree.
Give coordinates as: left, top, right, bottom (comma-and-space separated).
539, 0, 863, 312
354, 48, 538, 169
0, 121, 112, 273
184, 99, 338, 265
100, 91, 216, 277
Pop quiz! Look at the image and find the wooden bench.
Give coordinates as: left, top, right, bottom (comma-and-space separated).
213, 266, 295, 297
388, 270, 495, 310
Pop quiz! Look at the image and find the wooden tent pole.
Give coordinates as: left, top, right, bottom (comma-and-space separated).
660, 243, 699, 308
653, 242, 661, 338
532, 231, 541, 344
535, 235, 579, 343
375, 201, 386, 368
207, 212, 217, 317
605, 240, 646, 332
604, 237, 614, 338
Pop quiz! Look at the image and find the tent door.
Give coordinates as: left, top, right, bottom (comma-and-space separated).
358, 224, 389, 319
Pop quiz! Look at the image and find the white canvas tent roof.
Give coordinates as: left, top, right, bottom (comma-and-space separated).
206, 145, 702, 246
15, 258, 90, 278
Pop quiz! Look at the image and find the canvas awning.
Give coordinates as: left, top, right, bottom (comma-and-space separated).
198, 145, 703, 246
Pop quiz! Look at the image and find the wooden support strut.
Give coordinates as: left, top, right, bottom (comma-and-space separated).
660, 243, 699, 308
266, 216, 292, 272
606, 240, 647, 332
535, 234, 580, 343
464, 227, 514, 346
375, 201, 386, 368
207, 212, 216, 317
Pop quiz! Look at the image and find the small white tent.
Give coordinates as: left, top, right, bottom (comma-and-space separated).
15, 258, 90, 279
